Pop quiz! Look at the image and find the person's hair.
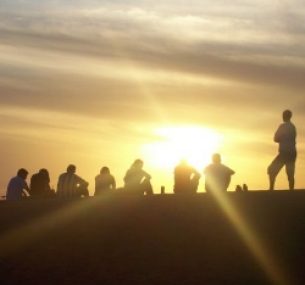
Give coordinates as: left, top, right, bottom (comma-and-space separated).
39, 168, 50, 181
283, 110, 292, 122
67, 164, 76, 173
17, 168, 28, 178
100, 167, 110, 174
39, 168, 49, 175
132, 159, 143, 168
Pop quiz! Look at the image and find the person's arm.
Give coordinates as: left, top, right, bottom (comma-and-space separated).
112, 176, 116, 190
274, 124, 284, 143
22, 181, 30, 197
124, 170, 130, 184
57, 175, 63, 194
142, 170, 151, 180
192, 167, 201, 179
95, 176, 99, 192
227, 167, 235, 176
76, 175, 89, 187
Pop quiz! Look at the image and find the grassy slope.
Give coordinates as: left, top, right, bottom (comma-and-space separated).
1, 192, 305, 285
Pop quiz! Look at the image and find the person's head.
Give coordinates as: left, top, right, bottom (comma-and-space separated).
39, 168, 50, 179
39, 168, 49, 175
100, 166, 110, 175
17, 168, 28, 180
179, 159, 188, 166
67, 164, 76, 174
212, 153, 221, 164
132, 159, 143, 169
283, 110, 292, 122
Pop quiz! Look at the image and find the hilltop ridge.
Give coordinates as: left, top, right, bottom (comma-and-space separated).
1, 191, 305, 285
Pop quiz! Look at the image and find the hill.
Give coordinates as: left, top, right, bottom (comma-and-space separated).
1, 191, 305, 285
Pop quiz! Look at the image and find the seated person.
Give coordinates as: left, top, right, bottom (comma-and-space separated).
57, 164, 89, 198
94, 167, 116, 196
124, 159, 153, 195
30, 169, 55, 198
173, 160, 201, 194
204, 153, 235, 193
6, 168, 30, 201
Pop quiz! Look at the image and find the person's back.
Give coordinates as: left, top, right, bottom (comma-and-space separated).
274, 121, 296, 154
204, 154, 235, 193
30, 169, 51, 197
57, 165, 89, 198
6, 169, 30, 201
95, 167, 116, 195
174, 160, 200, 193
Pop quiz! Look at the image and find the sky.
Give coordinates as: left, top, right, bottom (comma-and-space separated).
0, 0, 305, 195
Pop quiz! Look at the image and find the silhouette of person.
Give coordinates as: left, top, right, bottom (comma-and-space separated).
6, 168, 30, 201
57, 164, 89, 198
94, 167, 116, 196
173, 160, 201, 194
204, 153, 235, 193
124, 159, 153, 195
30, 169, 55, 198
268, 110, 297, 190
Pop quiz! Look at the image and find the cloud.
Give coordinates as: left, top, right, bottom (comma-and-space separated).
0, 1, 304, 140
0, 1, 304, 95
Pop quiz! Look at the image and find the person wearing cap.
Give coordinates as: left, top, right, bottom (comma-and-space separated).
57, 164, 89, 198
268, 110, 297, 190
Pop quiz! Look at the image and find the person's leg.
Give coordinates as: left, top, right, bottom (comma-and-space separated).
190, 176, 200, 193
285, 161, 296, 190
142, 179, 153, 195
224, 176, 232, 191
268, 155, 284, 190
77, 186, 89, 197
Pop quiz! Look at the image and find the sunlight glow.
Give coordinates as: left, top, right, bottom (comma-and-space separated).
142, 126, 222, 170
208, 180, 291, 285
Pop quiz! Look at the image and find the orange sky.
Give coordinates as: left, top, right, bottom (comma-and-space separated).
0, 1, 305, 195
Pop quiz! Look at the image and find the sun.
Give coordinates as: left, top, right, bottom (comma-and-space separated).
141, 125, 222, 171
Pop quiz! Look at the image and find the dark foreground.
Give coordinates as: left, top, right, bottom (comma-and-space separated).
1, 191, 305, 285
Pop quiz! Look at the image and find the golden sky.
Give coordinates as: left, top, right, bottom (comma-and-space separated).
0, 1, 305, 195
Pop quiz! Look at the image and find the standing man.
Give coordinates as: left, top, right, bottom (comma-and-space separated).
268, 110, 297, 190
6, 168, 30, 201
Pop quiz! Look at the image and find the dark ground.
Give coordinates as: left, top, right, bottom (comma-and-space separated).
1, 191, 305, 285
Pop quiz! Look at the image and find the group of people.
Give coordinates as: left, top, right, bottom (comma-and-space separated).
5, 110, 298, 201
5, 155, 235, 201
